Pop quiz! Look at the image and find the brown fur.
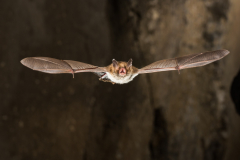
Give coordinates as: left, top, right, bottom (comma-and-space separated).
106, 61, 138, 77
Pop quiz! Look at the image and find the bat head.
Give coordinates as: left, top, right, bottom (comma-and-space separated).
111, 59, 133, 77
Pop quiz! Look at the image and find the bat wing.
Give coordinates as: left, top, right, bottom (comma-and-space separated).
21, 57, 106, 77
138, 49, 230, 74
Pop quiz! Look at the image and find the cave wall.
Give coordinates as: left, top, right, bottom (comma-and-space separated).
0, 0, 240, 160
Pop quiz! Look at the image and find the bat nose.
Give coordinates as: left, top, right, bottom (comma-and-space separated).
119, 68, 126, 75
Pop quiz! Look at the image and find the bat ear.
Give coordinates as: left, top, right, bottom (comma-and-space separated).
112, 59, 119, 69
127, 58, 132, 68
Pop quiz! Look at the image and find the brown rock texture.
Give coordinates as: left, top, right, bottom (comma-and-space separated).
0, 0, 240, 160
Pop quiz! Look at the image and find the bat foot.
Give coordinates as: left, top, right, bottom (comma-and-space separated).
99, 78, 115, 84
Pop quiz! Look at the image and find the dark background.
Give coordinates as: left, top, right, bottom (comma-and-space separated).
1, 0, 240, 160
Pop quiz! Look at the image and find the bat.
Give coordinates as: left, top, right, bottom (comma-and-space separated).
20, 49, 229, 84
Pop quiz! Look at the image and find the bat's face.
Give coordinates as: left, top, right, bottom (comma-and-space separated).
110, 59, 133, 77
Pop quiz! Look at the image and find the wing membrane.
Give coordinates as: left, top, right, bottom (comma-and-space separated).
64, 60, 105, 73
21, 57, 106, 77
138, 49, 229, 74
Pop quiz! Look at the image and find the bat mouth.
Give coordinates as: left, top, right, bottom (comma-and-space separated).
119, 68, 126, 76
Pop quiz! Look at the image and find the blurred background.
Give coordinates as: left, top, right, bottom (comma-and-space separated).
0, 0, 240, 160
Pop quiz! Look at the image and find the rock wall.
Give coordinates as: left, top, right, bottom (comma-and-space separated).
0, 0, 240, 160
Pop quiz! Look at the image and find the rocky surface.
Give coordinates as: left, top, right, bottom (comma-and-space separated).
1, 0, 240, 160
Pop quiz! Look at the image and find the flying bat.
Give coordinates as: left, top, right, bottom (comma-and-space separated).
21, 49, 229, 84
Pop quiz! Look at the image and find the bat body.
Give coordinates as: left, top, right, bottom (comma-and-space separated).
99, 60, 139, 84
21, 49, 230, 84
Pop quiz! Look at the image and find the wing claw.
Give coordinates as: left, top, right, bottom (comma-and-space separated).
175, 65, 180, 74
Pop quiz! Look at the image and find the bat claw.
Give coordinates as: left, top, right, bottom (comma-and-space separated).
175, 65, 180, 74
70, 70, 74, 78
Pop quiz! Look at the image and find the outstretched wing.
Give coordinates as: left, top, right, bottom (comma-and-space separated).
21, 57, 106, 77
138, 49, 230, 74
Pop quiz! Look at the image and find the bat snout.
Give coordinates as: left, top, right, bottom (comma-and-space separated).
119, 67, 126, 76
